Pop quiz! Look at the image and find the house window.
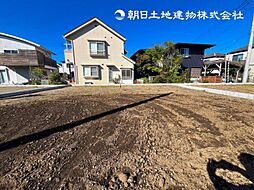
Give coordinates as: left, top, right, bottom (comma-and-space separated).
83, 66, 99, 78
4, 50, 18, 54
232, 54, 244, 61
121, 69, 132, 80
180, 48, 189, 57
89, 41, 106, 56
65, 41, 72, 50
0, 69, 9, 84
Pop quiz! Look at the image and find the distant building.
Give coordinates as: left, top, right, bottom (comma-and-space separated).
0, 33, 57, 84
226, 45, 254, 82
57, 62, 75, 82
174, 43, 215, 80
203, 53, 225, 76
63, 18, 135, 85
131, 43, 215, 81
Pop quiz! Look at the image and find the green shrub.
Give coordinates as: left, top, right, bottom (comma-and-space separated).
31, 80, 41, 85
140, 77, 149, 84
32, 68, 45, 79
49, 72, 61, 84
49, 72, 69, 85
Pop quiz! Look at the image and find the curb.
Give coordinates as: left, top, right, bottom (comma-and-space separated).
0, 85, 69, 99
178, 85, 254, 100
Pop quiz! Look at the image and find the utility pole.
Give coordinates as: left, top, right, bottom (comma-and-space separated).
224, 59, 227, 83
243, 14, 254, 83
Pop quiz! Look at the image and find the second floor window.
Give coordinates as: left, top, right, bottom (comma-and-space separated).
232, 54, 244, 61
4, 50, 18, 54
65, 41, 72, 50
90, 41, 106, 56
180, 48, 189, 57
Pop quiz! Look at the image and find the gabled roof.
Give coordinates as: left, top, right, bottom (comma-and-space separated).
130, 49, 146, 61
0, 32, 55, 55
123, 54, 135, 64
227, 45, 254, 54
64, 17, 126, 41
204, 52, 225, 58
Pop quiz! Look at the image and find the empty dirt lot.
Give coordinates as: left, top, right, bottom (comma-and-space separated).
0, 86, 254, 190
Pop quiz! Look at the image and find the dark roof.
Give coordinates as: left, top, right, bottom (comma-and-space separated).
131, 44, 214, 68
204, 52, 225, 58
175, 43, 215, 49
227, 45, 254, 54
131, 49, 205, 68
130, 49, 146, 61
181, 55, 204, 68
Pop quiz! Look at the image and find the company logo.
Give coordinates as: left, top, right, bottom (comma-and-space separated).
115, 9, 125, 20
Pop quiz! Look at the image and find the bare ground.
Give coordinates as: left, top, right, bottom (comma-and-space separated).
0, 86, 254, 190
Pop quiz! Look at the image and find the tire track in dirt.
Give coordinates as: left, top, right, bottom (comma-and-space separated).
154, 98, 221, 136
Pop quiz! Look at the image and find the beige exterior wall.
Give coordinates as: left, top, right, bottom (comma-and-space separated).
64, 21, 134, 84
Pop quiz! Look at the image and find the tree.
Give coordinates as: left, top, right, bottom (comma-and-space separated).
135, 42, 189, 83
32, 68, 44, 79
31, 68, 45, 85
49, 71, 61, 84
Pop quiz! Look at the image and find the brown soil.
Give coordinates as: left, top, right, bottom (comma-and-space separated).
0, 86, 254, 190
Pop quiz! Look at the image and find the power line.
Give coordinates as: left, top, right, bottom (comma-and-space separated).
215, 32, 249, 53
194, 0, 252, 42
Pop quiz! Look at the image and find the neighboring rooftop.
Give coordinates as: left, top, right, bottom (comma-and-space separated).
0, 32, 55, 55
175, 43, 215, 49
227, 45, 254, 54
204, 52, 225, 59
130, 49, 146, 61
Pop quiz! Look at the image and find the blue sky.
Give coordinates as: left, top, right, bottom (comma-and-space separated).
0, 0, 253, 62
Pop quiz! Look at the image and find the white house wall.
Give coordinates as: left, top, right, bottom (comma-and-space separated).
0, 66, 30, 84
204, 57, 225, 62
226, 51, 248, 61
58, 63, 74, 75
0, 36, 35, 53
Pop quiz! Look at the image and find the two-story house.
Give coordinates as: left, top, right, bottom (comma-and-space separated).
63, 18, 135, 85
225, 45, 254, 82
174, 43, 215, 80
0, 32, 57, 84
131, 43, 214, 81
